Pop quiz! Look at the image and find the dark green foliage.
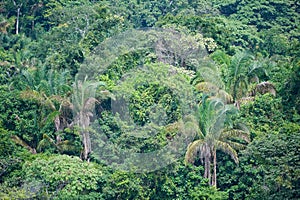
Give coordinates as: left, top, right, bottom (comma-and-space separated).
110, 0, 218, 28
100, 161, 227, 200
129, 83, 180, 126
157, 14, 262, 54
99, 50, 152, 83
231, 0, 299, 33
228, 125, 300, 199
281, 63, 300, 119
0, 86, 41, 148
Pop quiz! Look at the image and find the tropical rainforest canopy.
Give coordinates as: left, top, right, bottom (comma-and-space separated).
0, 0, 299, 199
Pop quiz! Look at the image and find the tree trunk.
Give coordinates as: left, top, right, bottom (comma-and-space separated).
204, 155, 211, 184
82, 131, 91, 161
78, 112, 91, 162
211, 148, 217, 187
13, 1, 22, 35
16, 7, 20, 34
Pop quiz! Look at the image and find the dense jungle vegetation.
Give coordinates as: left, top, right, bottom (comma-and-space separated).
0, 0, 299, 199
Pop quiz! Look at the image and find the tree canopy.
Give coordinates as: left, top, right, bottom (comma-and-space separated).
0, 0, 299, 199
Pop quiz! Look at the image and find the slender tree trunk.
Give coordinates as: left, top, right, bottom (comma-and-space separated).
204, 156, 208, 178
204, 155, 211, 184
212, 148, 217, 187
13, 1, 22, 35
78, 112, 91, 162
233, 79, 238, 102
82, 131, 91, 161
16, 7, 20, 34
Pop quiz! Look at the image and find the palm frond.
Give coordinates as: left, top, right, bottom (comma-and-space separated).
185, 139, 204, 164
43, 111, 60, 127
225, 140, 246, 151
20, 89, 42, 101
11, 135, 36, 154
182, 115, 203, 138
199, 66, 224, 89
57, 140, 80, 153
235, 123, 250, 134
21, 70, 35, 89
217, 89, 233, 104
83, 97, 99, 111
36, 134, 56, 152
221, 129, 250, 143
215, 140, 238, 164
195, 82, 219, 93
38, 80, 51, 96
230, 51, 253, 77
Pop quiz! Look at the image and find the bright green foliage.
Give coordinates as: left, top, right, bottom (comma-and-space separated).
0, 0, 299, 199
22, 154, 103, 198
0, 186, 30, 200
237, 94, 285, 137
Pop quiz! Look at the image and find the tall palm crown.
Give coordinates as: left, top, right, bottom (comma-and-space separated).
227, 51, 269, 101
185, 96, 250, 187
211, 50, 271, 102
20, 67, 72, 131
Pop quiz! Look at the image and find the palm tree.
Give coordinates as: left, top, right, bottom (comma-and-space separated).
185, 96, 250, 187
71, 75, 110, 161
195, 81, 233, 104
227, 51, 254, 101
10, 67, 74, 154
192, 61, 233, 104
228, 51, 273, 102
19, 66, 72, 132
211, 50, 275, 106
